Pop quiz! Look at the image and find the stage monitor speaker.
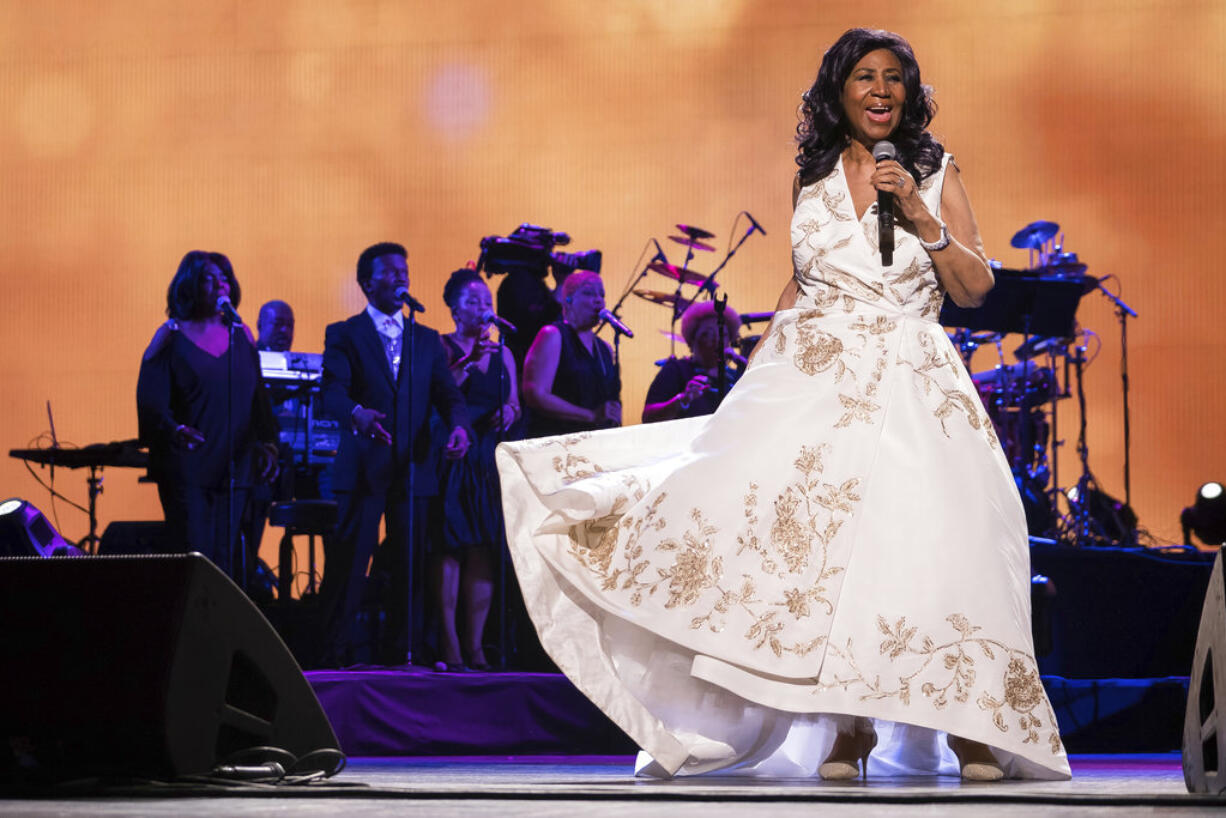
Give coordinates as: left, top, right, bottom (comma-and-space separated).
1184, 546, 1226, 794
0, 553, 340, 783
98, 520, 168, 555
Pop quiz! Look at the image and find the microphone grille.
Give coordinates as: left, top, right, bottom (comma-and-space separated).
872, 140, 896, 162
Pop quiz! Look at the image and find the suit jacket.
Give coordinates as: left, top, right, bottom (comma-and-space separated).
321, 311, 470, 497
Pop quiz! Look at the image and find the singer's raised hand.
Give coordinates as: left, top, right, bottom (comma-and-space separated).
870, 159, 927, 223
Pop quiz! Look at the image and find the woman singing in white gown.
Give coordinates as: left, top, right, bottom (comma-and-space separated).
496, 28, 1070, 782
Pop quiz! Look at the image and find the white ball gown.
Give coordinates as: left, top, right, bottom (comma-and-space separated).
495, 153, 1071, 780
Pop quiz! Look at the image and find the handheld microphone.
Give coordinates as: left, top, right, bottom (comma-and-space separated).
481, 310, 518, 335
216, 296, 242, 326
872, 140, 896, 266
744, 211, 768, 236
394, 287, 426, 313
599, 308, 634, 339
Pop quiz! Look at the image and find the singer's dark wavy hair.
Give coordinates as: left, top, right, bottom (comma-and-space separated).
356, 241, 407, 286
442, 268, 485, 310
165, 250, 240, 320
795, 28, 944, 187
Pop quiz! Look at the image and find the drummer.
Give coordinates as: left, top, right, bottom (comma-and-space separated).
642, 301, 743, 422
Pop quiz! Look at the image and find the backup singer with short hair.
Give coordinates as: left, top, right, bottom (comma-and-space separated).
520, 270, 621, 437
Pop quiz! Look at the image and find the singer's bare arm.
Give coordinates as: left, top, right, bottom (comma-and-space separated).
873, 159, 993, 307
522, 325, 604, 424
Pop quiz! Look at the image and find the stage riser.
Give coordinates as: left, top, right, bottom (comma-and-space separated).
306, 670, 1186, 757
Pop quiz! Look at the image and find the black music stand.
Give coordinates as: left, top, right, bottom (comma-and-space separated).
939, 269, 1085, 339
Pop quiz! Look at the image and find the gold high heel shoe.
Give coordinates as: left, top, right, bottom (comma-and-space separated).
947, 735, 1004, 781
818, 718, 877, 780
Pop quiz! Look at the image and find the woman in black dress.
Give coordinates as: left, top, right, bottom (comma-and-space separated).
521, 270, 621, 437
642, 301, 743, 422
137, 251, 277, 581
434, 269, 521, 670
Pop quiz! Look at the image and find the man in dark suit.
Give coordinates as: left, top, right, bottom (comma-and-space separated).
318, 241, 471, 666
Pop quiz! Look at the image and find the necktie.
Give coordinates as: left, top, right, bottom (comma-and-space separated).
382, 319, 402, 379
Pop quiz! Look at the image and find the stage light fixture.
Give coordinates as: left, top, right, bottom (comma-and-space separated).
1181, 482, 1226, 546
0, 497, 78, 557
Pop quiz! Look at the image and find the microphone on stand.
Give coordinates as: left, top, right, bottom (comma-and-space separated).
744, 211, 768, 236
216, 296, 242, 326
599, 308, 634, 338
872, 140, 896, 266
481, 310, 518, 335
393, 287, 426, 313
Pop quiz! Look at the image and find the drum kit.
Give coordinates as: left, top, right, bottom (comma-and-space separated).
944, 219, 1140, 545
631, 225, 721, 339
615, 218, 766, 359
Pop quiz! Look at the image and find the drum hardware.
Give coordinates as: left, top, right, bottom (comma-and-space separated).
647, 261, 715, 285
949, 329, 1002, 368
1041, 251, 1088, 277
9, 439, 149, 553
1056, 339, 1137, 546
611, 215, 766, 359
634, 289, 694, 310
942, 259, 1089, 539
1013, 334, 1073, 361
739, 311, 775, 325
668, 235, 716, 252
675, 224, 715, 240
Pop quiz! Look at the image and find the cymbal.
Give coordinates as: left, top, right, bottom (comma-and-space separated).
1010, 220, 1059, 249
669, 235, 716, 252
634, 289, 693, 310
675, 224, 715, 240
647, 261, 715, 286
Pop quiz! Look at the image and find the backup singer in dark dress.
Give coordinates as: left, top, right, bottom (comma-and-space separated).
433, 269, 522, 671
137, 250, 278, 580
521, 270, 621, 438
318, 242, 470, 667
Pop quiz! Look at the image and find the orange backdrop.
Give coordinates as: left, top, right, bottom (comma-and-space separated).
2, 0, 1222, 566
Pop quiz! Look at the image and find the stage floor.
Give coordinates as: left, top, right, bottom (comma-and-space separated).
3, 753, 1224, 816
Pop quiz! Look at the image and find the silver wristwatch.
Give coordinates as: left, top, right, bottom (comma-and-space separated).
919, 222, 950, 252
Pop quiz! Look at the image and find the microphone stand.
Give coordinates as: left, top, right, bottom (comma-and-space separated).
714, 295, 728, 400
1095, 280, 1138, 509
405, 308, 417, 667
693, 220, 759, 309
669, 242, 698, 358
226, 317, 242, 591
606, 241, 659, 329
494, 327, 509, 670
